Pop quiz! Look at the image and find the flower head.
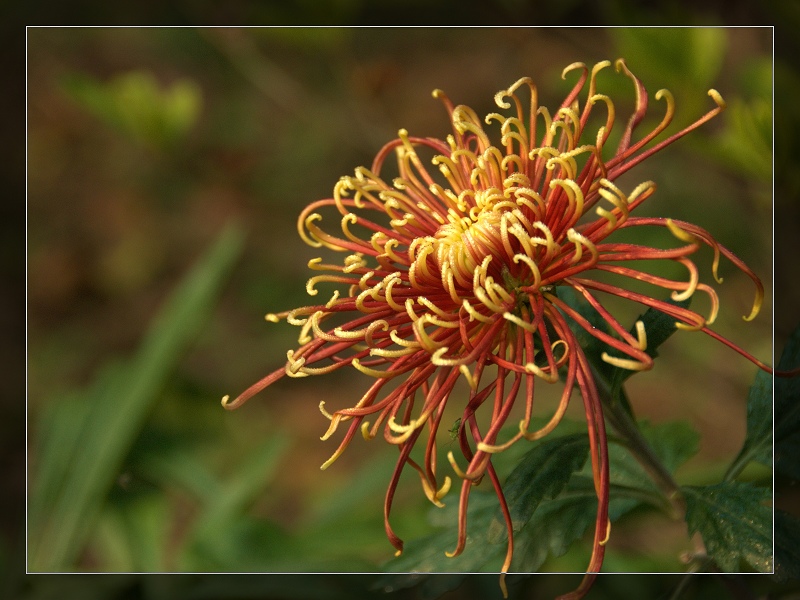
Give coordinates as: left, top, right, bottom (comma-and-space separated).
224, 59, 769, 598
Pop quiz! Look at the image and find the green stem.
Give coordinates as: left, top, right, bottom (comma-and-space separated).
595, 376, 685, 519
722, 444, 763, 483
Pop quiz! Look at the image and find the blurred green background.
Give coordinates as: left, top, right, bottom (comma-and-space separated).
20, 25, 796, 600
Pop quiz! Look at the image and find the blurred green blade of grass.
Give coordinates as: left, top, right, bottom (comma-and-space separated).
138, 445, 224, 501
29, 221, 245, 571
95, 492, 170, 572
28, 384, 106, 534
181, 434, 289, 568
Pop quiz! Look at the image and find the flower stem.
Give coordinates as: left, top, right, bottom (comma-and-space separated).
594, 374, 686, 519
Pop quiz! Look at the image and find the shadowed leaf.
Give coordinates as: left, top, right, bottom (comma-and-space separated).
683, 482, 771, 573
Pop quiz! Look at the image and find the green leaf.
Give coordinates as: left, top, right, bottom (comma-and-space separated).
493, 433, 589, 538
725, 368, 772, 479
29, 222, 245, 571
644, 420, 701, 473
381, 433, 592, 582
607, 296, 692, 392
556, 287, 690, 415
94, 488, 170, 571
512, 487, 597, 572
183, 433, 290, 569
682, 482, 771, 572
726, 322, 800, 481
382, 491, 502, 575
380, 420, 700, 581
555, 286, 615, 382
511, 474, 649, 573
599, 420, 699, 498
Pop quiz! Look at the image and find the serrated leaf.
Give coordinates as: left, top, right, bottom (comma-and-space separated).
382, 435, 591, 581
512, 473, 648, 573
496, 434, 589, 537
682, 482, 771, 572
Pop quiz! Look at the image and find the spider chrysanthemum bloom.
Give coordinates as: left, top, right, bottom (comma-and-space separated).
224, 59, 769, 598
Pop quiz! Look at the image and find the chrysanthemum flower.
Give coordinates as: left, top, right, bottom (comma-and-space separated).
224, 59, 772, 598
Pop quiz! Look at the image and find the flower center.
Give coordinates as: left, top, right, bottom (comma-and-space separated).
433, 203, 504, 285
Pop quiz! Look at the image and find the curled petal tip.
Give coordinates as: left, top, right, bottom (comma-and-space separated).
561, 61, 586, 79
665, 218, 699, 244
599, 520, 612, 546
592, 59, 612, 73
221, 394, 231, 408
742, 303, 762, 322
676, 320, 704, 331
708, 89, 727, 109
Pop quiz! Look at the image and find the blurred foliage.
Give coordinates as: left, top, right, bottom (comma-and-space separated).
22, 24, 796, 600
29, 223, 245, 571
62, 71, 202, 150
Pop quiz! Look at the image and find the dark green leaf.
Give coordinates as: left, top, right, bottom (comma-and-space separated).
726, 368, 772, 479
727, 322, 800, 481
512, 474, 648, 573
556, 288, 691, 417
512, 487, 597, 572
382, 492, 502, 575
607, 296, 692, 392
495, 433, 589, 537
555, 286, 616, 382
682, 482, 771, 572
